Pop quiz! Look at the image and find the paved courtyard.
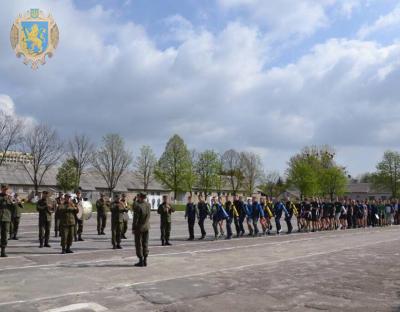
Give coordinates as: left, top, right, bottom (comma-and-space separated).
1, 212, 400, 312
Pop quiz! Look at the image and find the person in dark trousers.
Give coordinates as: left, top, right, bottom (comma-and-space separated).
251, 196, 264, 236
197, 195, 209, 239
233, 195, 246, 236
225, 196, 239, 239
274, 199, 289, 235
185, 196, 197, 240
285, 198, 297, 234
158, 195, 174, 246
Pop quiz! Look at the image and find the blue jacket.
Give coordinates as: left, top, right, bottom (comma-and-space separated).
274, 201, 289, 219
251, 202, 264, 220
245, 203, 253, 218
217, 203, 229, 221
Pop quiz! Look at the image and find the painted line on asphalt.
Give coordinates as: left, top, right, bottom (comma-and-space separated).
44, 302, 108, 312
0, 229, 394, 271
1, 236, 399, 307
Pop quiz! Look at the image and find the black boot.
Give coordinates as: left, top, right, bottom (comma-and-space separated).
39, 239, 43, 248
143, 256, 147, 267
134, 258, 144, 267
1, 247, 7, 257
61, 249, 66, 254
78, 235, 84, 241
165, 241, 171, 246
116, 244, 122, 249
122, 235, 127, 239
66, 247, 74, 254
44, 240, 51, 248
161, 240, 165, 246
12, 235, 18, 240
55, 231, 58, 238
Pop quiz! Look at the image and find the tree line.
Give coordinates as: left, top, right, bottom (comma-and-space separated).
1, 111, 397, 199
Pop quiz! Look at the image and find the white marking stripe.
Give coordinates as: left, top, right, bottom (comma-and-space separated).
44, 302, 108, 312
0, 237, 398, 307
0, 228, 393, 270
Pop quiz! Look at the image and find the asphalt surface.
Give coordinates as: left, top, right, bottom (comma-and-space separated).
1, 212, 400, 312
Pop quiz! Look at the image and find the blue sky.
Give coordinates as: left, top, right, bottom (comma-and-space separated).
1, 0, 400, 177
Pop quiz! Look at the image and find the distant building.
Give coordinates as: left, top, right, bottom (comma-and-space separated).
345, 182, 391, 200
0, 163, 169, 202
0, 151, 33, 164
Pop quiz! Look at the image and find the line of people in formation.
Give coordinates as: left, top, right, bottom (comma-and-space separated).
173, 194, 400, 241
1, 181, 399, 259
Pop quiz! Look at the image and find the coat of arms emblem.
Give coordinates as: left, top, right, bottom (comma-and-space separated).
10, 9, 59, 69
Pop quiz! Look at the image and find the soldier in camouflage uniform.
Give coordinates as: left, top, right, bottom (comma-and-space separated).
121, 193, 129, 239
36, 191, 54, 248
59, 193, 78, 254
111, 194, 127, 249
73, 190, 84, 241
0, 184, 13, 257
96, 193, 107, 235
9, 193, 23, 240
132, 192, 151, 267
54, 192, 63, 237
157, 195, 174, 246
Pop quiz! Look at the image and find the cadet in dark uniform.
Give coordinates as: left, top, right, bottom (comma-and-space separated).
121, 193, 129, 239
197, 194, 209, 239
157, 195, 174, 246
59, 193, 79, 254
36, 191, 54, 248
73, 190, 84, 241
96, 193, 107, 235
185, 196, 197, 240
132, 192, 151, 267
234, 195, 246, 236
10, 193, 23, 240
111, 194, 127, 249
0, 184, 13, 257
54, 192, 63, 237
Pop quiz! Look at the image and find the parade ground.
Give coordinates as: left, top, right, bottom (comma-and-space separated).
1, 212, 400, 312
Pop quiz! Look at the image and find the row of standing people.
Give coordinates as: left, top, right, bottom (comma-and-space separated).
176, 195, 399, 242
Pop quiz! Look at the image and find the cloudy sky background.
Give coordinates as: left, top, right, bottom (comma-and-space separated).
1, 0, 400, 177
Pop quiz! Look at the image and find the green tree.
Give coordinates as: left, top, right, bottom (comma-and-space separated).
154, 134, 190, 200
287, 145, 347, 199
196, 150, 220, 198
373, 150, 400, 198
319, 166, 347, 200
56, 159, 78, 192
286, 159, 319, 199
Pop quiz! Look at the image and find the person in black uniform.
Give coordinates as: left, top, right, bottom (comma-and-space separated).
310, 197, 319, 232
303, 198, 312, 232
185, 196, 197, 240
233, 195, 246, 236
197, 195, 209, 239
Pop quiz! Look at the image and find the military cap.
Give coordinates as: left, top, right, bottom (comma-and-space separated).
138, 192, 147, 197
42, 190, 49, 195
64, 193, 72, 198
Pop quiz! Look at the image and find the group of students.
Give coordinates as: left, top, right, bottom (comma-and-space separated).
178, 195, 400, 241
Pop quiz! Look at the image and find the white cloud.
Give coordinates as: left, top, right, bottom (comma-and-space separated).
0, 95, 36, 127
1, 0, 400, 176
357, 4, 400, 39
217, 0, 335, 40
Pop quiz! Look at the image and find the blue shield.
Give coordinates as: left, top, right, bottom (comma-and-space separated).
20, 21, 49, 55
